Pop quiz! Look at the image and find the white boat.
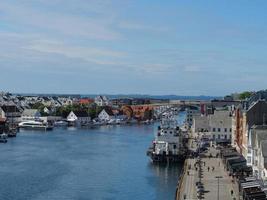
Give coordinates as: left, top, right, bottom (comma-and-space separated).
54, 120, 68, 127
18, 121, 53, 131
147, 115, 188, 163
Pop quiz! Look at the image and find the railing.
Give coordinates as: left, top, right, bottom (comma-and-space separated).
175, 159, 188, 200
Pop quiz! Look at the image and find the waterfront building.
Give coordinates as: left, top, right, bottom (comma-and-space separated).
192, 110, 233, 143
249, 125, 267, 179
98, 108, 115, 122
121, 106, 133, 119
67, 111, 91, 125
130, 105, 153, 121
209, 110, 232, 143
0, 105, 21, 122
21, 109, 41, 121
232, 100, 267, 159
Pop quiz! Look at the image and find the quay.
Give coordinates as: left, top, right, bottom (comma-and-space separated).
176, 137, 239, 200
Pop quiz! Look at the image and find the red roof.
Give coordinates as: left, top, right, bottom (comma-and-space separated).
79, 99, 94, 104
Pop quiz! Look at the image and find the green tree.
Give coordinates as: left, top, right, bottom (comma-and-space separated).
239, 91, 253, 100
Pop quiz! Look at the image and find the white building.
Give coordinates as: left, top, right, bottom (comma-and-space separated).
98, 108, 114, 122
192, 114, 209, 133
209, 110, 232, 142
192, 110, 233, 143
21, 109, 41, 121
249, 126, 267, 180
94, 96, 109, 107
67, 111, 91, 125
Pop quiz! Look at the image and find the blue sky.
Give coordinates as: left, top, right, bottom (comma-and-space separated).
1, 0, 267, 96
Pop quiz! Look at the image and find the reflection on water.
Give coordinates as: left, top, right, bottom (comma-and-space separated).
147, 162, 183, 200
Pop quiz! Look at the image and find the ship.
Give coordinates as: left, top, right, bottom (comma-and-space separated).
147, 115, 188, 163
18, 120, 53, 131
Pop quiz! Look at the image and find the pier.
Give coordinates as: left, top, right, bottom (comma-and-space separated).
176, 137, 239, 200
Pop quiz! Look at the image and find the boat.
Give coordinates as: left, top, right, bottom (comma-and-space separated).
0, 133, 8, 143
54, 120, 68, 127
18, 121, 53, 131
147, 115, 188, 163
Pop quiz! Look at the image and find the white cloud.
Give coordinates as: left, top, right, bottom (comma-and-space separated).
25, 39, 126, 65
0, 1, 121, 40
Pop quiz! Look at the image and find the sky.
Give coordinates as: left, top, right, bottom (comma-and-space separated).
0, 0, 267, 96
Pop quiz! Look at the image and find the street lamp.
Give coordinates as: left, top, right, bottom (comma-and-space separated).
215, 176, 223, 200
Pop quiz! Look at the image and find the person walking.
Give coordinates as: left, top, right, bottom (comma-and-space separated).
207, 166, 210, 172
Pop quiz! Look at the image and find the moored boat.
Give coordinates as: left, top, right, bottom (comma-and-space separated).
54, 120, 68, 127
147, 115, 188, 163
18, 121, 53, 131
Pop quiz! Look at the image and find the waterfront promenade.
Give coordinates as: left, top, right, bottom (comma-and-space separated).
177, 142, 239, 200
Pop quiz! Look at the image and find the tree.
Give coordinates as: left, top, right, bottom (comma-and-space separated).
239, 91, 253, 100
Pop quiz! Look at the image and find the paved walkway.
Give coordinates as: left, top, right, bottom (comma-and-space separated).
177, 139, 239, 200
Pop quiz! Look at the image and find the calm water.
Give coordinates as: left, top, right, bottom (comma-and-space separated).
0, 115, 184, 200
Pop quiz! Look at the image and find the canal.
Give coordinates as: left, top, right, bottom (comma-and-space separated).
0, 114, 185, 200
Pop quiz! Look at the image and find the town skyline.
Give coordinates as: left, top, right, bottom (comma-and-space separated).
1, 1, 267, 95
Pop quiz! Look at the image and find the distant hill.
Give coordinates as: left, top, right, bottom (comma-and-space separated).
83, 94, 221, 101
16, 93, 221, 101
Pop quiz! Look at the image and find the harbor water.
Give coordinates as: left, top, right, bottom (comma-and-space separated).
0, 113, 185, 200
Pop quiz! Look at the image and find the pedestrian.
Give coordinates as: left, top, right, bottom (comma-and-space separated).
208, 166, 210, 172
203, 162, 205, 166
231, 190, 233, 196
212, 166, 215, 171
187, 171, 189, 176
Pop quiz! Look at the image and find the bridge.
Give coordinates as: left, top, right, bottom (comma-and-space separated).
149, 100, 210, 118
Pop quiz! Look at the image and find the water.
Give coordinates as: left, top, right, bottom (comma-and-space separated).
0, 114, 185, 200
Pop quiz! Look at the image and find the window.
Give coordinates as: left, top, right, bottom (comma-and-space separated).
218, 135, 220, 139
247, 157, 252, 164
213, 135, 215, 140
213, 128, 216, 132
224, 128, 227, 132
173, 144, 176, 149
218, 128, 221, 132
230, 128, 232, 132
224, 135, 227, 139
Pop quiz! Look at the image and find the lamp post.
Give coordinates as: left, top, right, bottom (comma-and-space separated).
215, 176, 223, 200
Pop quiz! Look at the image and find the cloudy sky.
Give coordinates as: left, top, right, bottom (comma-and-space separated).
1, 0, 267, 95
